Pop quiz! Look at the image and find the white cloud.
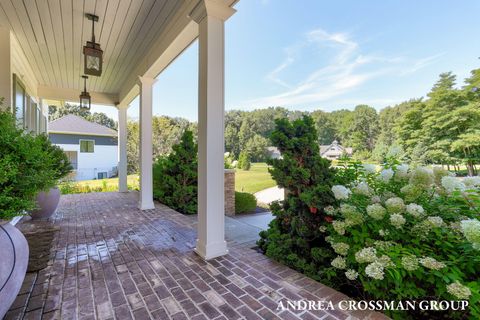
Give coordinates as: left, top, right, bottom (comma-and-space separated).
242, 28, 442, 108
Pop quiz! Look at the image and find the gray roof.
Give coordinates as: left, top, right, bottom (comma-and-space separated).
320, 140, 353, 156
49, 114, 117, 137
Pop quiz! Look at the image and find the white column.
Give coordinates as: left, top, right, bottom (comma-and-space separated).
138, 76, 157, 210
189, 0, 235, 260
118, 104, 128, 193
0, 27, 12, 109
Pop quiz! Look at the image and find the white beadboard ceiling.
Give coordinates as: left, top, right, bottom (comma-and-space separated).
0, 0, 184, 95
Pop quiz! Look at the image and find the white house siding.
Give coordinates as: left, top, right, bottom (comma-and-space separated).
54, 143, 118, 181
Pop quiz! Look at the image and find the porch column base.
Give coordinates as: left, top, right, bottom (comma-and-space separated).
195, 239, 228, 260
138, 201, 155, 211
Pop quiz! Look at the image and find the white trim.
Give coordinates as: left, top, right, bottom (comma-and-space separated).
48, 130, 117, 137
10, 216, 23, 226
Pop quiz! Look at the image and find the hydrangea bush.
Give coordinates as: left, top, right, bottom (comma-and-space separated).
327, 159, 480, 318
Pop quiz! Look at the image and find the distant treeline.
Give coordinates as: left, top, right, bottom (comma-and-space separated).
52, 66, 480, 176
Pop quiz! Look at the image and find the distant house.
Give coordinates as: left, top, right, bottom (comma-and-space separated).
320, 140, 353, 160
266, 141, 353, 161
266, 146, 282, 159
49, 115, 118, 181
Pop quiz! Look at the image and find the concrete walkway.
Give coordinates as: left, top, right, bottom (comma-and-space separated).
226, 212, 274, 246
254, 186, 284, 205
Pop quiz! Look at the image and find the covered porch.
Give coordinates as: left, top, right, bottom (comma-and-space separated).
5, 192, 382, 320
0, 0, 235, 260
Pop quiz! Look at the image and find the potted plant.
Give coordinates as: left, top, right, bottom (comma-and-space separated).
30, 135, 72, 220
0, 108, 70, 317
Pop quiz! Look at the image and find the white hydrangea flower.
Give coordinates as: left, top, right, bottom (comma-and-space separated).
395, 164, 409, 179
401, 255, 419, 271
378, 229, 389, 237
427, 216, 444, 228
379, 168, 394, 182
353, 181, 372, 196
331, 256, 347, 269
447, 281, 472, 300
385, 197, 406, 214
377, 255, 394, 268
370, 195, 381, 204
345, 269, 358, 280
355, 247, 377, 263
441, 176, 466, 193
406, 203, 424, 218
362, 164, 377, 174
366, 203, 386, 220
332, 185, 351, 200
390, 213, 406, 229
464, 176, 480, 188
324, 206, 336, 216
409, 167, 434, 187
460, 219, 480, 249
331, 242, 350, 256
365, 261, 385, 280
332, 221, 346, 235
419, 257, 446, 270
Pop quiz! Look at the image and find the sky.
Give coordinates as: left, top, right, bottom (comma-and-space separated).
92, 0, 480, 122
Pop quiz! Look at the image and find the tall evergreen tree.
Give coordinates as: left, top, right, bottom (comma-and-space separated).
152, 130, 198, 214
258, 116, 338, 282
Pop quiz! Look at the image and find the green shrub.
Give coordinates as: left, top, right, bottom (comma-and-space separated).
153, 130, 198, 214
326, 159, 480, 319
224, 152, 235, 169
235, 191, 256, 214
0, 109, 71, 219
237, 150, 251, 170
258, 115, 339, 284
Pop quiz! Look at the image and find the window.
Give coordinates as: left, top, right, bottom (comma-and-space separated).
98, 172, 107, 179
14, 79, 25, 129
80, 140, 94, 153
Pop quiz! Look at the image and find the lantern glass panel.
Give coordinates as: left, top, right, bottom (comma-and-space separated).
86, 55, 100, 71
80, 96, 90, 109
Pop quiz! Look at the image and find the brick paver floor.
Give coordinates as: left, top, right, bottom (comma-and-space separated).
5, 192, 388, 320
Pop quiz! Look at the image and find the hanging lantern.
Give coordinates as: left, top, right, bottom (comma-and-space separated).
83, 14, 103, 76
80, 75, 91, 109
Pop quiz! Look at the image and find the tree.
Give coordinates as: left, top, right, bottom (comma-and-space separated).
237, 150, 251, 170
245, 134, 269, 162
311, 110, 336, 144
152, 130, 198, 214
258, 115, 338, 282
88, 112, 117, 129
126, 120, 140, 174
126, 116, 196, 174
349, 105, 379, 157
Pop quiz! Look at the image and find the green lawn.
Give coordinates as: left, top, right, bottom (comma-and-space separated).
74, 175, 139, 188
60, 175, 139, 194
63, 164, 277, 195
235, 162, 276, 193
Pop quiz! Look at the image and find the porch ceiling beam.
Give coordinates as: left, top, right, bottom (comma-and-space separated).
37, 85, 118, 107
118, 0, 199, 106
117, 0, 237, 106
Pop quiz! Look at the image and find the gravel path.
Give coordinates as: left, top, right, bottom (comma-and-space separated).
254, 186, 284, 204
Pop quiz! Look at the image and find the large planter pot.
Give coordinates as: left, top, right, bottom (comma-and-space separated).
30, 187, 60, 220
0, 221, 29, 318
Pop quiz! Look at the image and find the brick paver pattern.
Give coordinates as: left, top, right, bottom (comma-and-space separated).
5, 192, 388, 320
